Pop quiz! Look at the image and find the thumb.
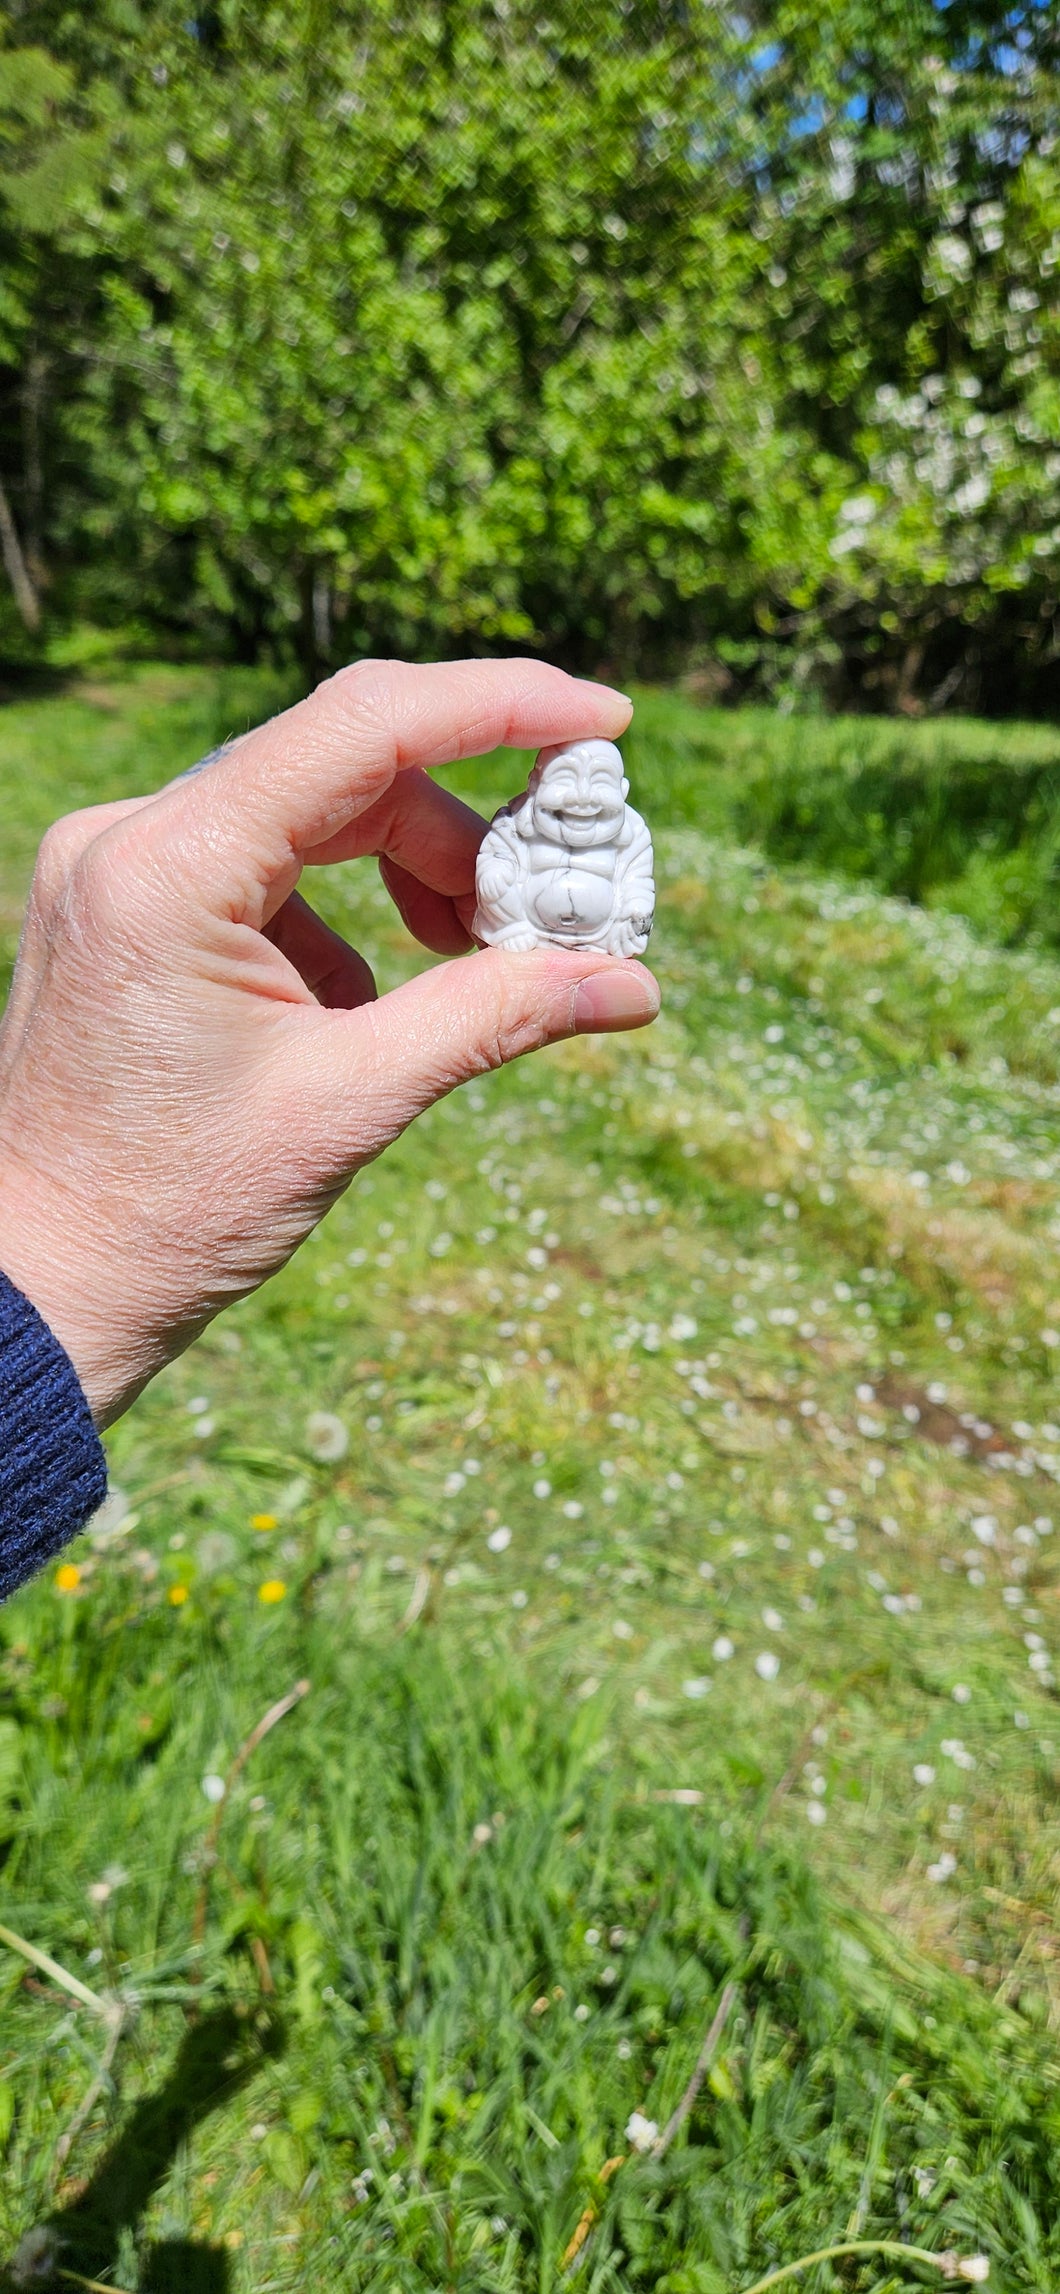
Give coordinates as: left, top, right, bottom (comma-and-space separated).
309, 946, 660, 1158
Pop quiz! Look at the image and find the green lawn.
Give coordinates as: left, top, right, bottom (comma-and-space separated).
1, 666, 1060, 2292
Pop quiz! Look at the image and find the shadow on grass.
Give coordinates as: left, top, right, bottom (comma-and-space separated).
2, 2005, 282, 2293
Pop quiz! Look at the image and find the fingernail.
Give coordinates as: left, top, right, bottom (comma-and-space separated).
574, 971, 660, 1032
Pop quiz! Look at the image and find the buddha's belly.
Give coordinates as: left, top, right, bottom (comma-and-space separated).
530, 866, 613, 935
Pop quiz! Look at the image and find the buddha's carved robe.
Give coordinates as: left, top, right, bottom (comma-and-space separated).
474, 789, 654, 958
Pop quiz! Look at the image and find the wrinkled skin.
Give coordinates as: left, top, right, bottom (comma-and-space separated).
0, 659, 658, 1426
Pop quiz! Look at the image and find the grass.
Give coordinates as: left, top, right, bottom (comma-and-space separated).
1, 664, 1060, 2290
622, 696, 1060, 951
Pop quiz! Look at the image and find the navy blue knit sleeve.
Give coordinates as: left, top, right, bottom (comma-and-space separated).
0, 1271, 108, 1599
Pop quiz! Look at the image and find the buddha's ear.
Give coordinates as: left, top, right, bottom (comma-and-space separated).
621, 777, 630, 799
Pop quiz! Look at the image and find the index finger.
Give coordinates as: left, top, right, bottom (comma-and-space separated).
153, 658, 632, 916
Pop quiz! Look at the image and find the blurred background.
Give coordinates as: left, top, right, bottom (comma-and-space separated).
5, 11, 1060, 2288
0, 0, 1057, 713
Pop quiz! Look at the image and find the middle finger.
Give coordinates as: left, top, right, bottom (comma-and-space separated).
300, 768, 488, 898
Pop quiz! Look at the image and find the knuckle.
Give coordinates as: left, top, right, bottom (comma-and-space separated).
479, 982, 557, 1074
33, 815, 88, 907
323, 657, 401, 727
58, 822, 145, 945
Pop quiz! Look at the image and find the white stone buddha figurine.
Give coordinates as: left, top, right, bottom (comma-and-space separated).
473, 738, 655, 958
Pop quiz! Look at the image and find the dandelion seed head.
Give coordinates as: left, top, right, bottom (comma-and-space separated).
305, 1411, 348, 1462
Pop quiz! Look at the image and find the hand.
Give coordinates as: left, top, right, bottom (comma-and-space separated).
0, 659, 659, 1426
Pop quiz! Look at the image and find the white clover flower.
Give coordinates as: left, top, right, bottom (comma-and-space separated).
712, 1635, 735, 1662
305, 1411, 349, 1462
625, 2111, 659, 2152
682, 1677, 712, 1700
487, 1524, 512, 1553
755, 1651, 780, 1682
201, 1774, 226, 1804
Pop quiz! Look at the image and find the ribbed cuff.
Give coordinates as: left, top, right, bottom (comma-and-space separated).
0, 1271, 108, 1599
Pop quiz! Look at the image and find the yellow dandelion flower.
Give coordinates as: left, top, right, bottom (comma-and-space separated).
168, 1584, 189, 1607
55, 1563, 82, 1593
258, 1578, 286, 1604
251, 1513, 278, 1532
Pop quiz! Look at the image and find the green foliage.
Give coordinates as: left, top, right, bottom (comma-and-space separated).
0, 1, 1057, 695
3, 673, 1060, 2281
624, 693, 1060, 947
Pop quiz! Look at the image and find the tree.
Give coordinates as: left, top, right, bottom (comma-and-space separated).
0, 0, 1056, 705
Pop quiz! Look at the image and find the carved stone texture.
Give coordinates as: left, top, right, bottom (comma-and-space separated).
473, 738, 655, 958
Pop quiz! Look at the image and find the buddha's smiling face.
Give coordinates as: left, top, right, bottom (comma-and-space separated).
529, 741, 628, 849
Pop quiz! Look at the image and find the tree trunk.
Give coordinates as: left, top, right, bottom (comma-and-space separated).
0, 475, 41, 632
22, 349, 47, 590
